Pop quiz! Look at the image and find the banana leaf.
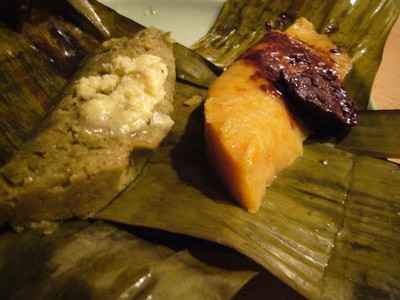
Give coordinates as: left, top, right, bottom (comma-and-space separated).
97, 81, 400, 299
0, 24, 66, 165
321, 155, 400, 300
22, 16, 99, 77
193, 0, 400, 109
0, 221, 257, 300
173, 43, 218, 88
338, 110, 400, 158
0, 1, 399, 299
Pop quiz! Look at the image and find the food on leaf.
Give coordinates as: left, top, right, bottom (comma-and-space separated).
0, 28, 175, 223
205, 18, 355, 213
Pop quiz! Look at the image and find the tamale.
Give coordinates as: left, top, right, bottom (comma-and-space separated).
0, 28, 176, 223
204, 18, 354, 213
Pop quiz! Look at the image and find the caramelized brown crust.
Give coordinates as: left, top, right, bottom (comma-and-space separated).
241, 31, 358, 136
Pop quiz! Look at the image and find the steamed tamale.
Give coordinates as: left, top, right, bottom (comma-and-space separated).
205, 18, 354, 213
0, 28, 175, 223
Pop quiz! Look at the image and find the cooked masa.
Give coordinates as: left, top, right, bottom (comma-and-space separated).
0, 28, 176, 223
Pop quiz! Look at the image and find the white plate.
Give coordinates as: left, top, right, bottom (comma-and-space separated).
98, 0, 225, 47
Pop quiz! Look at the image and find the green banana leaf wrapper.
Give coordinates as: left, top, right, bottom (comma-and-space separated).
0, 0, 400, 299
98, 84, 400, 299
0, 221, 256, 300
193, 0, 400, 110
338, 110, 400, 158
0, 26, 66, 164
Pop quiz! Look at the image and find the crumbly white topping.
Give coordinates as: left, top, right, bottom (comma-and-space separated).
76, 54, 173, 135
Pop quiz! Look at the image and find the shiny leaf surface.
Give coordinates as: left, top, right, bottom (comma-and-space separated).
0, 222, 256, 300
338, 110, 400, 158
193, 0, 400, 109
98, 82, 400, 299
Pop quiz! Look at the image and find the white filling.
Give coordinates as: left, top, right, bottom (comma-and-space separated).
76, 54, 173, 135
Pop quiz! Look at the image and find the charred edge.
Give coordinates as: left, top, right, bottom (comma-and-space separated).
241, 31, 358, 137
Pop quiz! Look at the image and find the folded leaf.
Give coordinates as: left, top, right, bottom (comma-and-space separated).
338, 110, 400, 158
173, 43, 217, 88
0, 222, 256, 300
193, 0, 400, 109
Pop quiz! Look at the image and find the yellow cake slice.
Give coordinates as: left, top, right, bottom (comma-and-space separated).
205, 18, 353, 213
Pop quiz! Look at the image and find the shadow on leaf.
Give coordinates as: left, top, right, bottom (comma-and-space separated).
170, 104, 236, 206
